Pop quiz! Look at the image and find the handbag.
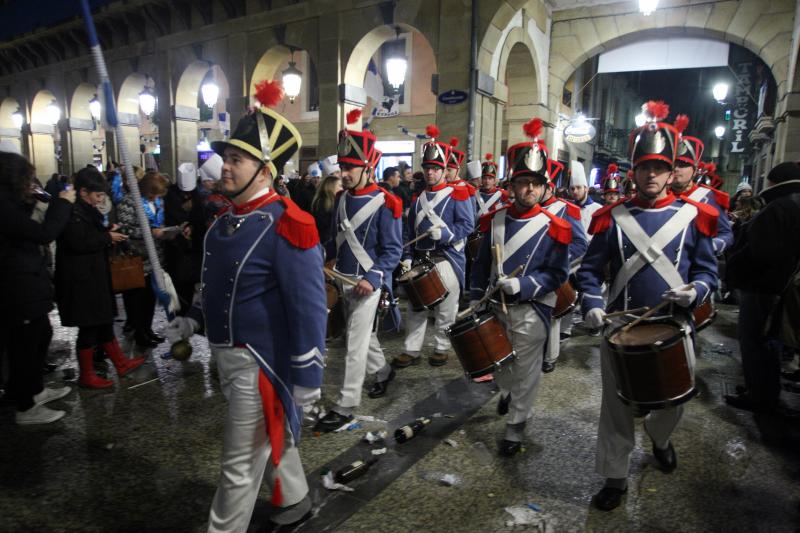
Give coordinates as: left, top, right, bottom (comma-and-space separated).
109, 250, 146, 293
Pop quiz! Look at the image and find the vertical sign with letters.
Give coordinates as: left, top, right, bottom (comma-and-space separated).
729, 51, 755, 154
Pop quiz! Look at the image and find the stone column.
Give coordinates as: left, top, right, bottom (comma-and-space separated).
317, 15, 342, 159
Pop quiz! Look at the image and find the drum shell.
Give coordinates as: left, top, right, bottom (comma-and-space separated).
552, 281, 578, 318
692, 300, 716, 331
605, 319, 695, 410
466, 232, 484, 261
398, 263, 449, 311
325, 282, 345, 339
326, 282, 339, 310
447, 311, 514, 378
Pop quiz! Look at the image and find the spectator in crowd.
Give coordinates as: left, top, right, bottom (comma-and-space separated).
412, 170, 426, 197
55, 167, 146, 389
725, 161, 800, 414
117, 171, 173, 350
396, 163, 414, 211
45, 173, 71, 198
732, 181, 754, 212
0, 148, 74, 425
274, 174, 291, 198
379, 166, 401, 194
288, 171, 316, 212
311, 174, 342, 247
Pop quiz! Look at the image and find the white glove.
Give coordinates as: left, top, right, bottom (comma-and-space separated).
165, 316, 199, 344
662, 286, 697, 308
293, 385, 321, 407
498, 277, 521, 295
400, 259, 412, 273
468, 300, 482, 310
428, 227, 442, 241
585, 308, 607, 329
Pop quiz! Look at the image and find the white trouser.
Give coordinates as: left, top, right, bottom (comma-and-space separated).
545, 317, 561, 364
493, 304, 547, 425
208, 346, 309, 533
403, 259, 461, 354
595, 341, 683, 479
337, 284, 387, 409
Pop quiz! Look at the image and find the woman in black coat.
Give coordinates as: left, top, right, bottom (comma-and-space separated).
55, 167, 146, 389
0, 150, 73, 425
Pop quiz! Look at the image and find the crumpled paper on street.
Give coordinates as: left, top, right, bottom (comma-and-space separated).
321, 471, 354, 492
371, 447, 387, 456
363, 430, 388, 443
354, 414, 388, 424
504, 505, 555, 532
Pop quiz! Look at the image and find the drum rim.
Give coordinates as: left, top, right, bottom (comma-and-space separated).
461, 351, 515, 378
616, 386, 697, 410
447, 310, 499, 333
605, 318, 689, 351
408, 291, 449, 312
398, 263, 433, 283
552, 300, 578, 318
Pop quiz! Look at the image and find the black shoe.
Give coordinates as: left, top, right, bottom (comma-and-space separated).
559, 330, 572, 341
368, 368, 395, 398
782, 369, 800, 382
497, 393, 511, 416
542, 361, 556, 373
652, 441, 677, 473
724, 392, 773, 413
313, 411, 353, 433
268, 495, 312, 527
592, 486, 627, 511
498, 439, 521, 457
146, 330, 165, 344
134, 332, 159, 349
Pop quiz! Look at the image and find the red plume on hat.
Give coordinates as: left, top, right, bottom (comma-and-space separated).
426, 124, 440, 139
254, 80, 284, 108
485, 153, 493, 161
346, 109, 362, 126
523, 118, 543, 139
607, 163, 618, 175
450, 137, 460, 147
643, 100, 670, 122
706, 162, 717, 174
674, 114, 690, 135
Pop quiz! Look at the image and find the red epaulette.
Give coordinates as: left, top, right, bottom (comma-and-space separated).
500, 189, 510, 202
478, 205, 508, 233
682, 196, 719, 237
700, 184, 730, 211
587, 199, 625, 235
276, 197, 320, 249
450, 186, 472, 201
558, 199, 581, 220
540, 208, 572, 245
466, 183, 477, 196
383, 191, 403, 219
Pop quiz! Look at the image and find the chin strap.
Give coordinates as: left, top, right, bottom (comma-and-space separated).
225, 162, 265, 200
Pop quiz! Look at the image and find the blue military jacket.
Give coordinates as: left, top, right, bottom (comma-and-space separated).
404, 181, 475, 289
577, 193, 718, 316
682, 183, 733, 254
542, 196, 588, 266
188, 190, 327, 442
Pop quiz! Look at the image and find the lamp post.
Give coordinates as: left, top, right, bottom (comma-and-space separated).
712, 82, 729, 103
639, 0, 659, 16
45, 100, 61, 125
89, 94, 101, 122
201, 78, 220, 109
11, 107, 23, 129
282, 49, 303, 104
385, 27, 407, 92
139, 85, 156, 116
714, 125, 725, 139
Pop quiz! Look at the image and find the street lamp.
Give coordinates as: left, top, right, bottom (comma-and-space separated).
639, 0, 659, 16
712, 82, 729, 103
714, 125, 725, 139
282, 49, 303, 104
89, 94, 101, 122
201, 79, 220, 108
11, 108, 23, 129
634, 113, 646, 127
139, 85, 156, 116
45, 100, 61, 125
385, 28, 407, 91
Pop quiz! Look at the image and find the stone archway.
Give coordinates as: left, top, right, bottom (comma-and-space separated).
30, 90, 59, 178
0, 97, 23, 154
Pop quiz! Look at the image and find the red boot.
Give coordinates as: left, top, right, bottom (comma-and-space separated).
78, 348, 114, 389
103, 338, 146, 377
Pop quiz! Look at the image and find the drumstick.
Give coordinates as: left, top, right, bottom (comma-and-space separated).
323, 267, 359, 287
493, 244, 507, 314
620, 283, 694, 333
456, 264, 524, 319
604, 307, 649, 319
403, 229, 433, 248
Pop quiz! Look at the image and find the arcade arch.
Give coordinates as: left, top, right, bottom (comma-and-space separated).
0, 97, 23, 154
30, 90, 59, 178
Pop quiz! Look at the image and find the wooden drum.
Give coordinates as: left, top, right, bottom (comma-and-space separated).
326, 281, 345, 339
447, 311, 515, 378
552, 281, 578, 318
692, 299, 716, 331
466, 232, 484, 261
604, 318, 696, 410
398, 262, 449, 311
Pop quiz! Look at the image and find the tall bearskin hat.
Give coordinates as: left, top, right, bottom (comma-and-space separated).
673, 114, 704, 168
421, 125, 452, 168
506, 118, 548, 182
212, 80, 301, 177
628, 100, 679, 169
447, 137, 466, 170
482, 153, 498, 178
337, 109, 380, 169
603, 163, 620, 193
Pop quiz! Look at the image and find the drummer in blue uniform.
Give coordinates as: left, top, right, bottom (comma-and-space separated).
165, 80, 327, 531
576, 100, 719, 512
669, 114, 733, 254
469, 117, 571, 456
392, 125, 475, 369
474, 153, 509, 219
315, 109, 403, 432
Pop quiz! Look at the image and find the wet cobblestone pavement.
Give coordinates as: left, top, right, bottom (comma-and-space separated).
1, 300, 799, 532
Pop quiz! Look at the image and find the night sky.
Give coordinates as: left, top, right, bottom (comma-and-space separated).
0, 0, 113, 41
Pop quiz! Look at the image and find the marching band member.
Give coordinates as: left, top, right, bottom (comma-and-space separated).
315, 110, 403, 432
670, 115, 733, 254
392, 125, 474, 368
470, 117, 571, 456
466, 158, 483, 191
602, 164, 622, 205
165, 81, 327, 531
577, 100, 718, 511
568, 161, 603, 234
446, 137, 478, 201
474, 153, 509, 219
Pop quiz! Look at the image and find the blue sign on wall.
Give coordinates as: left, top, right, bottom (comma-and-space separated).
438, 90, 469, 105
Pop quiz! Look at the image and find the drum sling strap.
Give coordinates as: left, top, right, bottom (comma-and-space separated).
416, 187, 464, 251
491, 210, 556, 306
476, 190, 502, 216
608, 202, 697, 305
335, 191, 385, 273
